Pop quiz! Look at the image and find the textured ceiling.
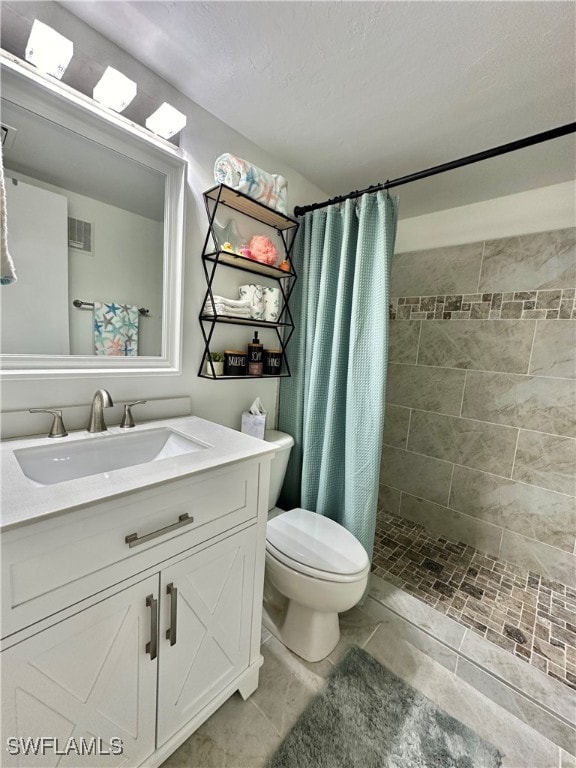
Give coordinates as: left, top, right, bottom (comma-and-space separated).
17, 2, 576, 216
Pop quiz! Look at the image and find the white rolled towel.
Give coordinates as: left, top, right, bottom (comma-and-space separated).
239, 284, 265, 320
214, 153, 287, 214
262, 286, 281, 323
0, 145, 17, 285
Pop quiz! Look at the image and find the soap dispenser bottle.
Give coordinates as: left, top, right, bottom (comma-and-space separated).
247, 331, 263, 376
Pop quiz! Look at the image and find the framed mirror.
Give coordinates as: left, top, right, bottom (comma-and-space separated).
0, 53, 186, 377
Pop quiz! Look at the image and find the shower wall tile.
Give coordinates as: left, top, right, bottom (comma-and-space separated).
391, 243, 483, 297
382, 404, 411, 449
399, 493, 502, 557
388, 320, 420, 364
386, 363, 466, 415
478, 228, 576, 292
377, 484, 401, 515
499, 530, 576, 590
529, 320, 576, 379
382, 227, 576, 582
380, 445, 452, 506
449, 465, 576, 553
462, 371, 576, 437
407, 411, 518, 477
512, 431, 576, 496
417, 320, 534, 373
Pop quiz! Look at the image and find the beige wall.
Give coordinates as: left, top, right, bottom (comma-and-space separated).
380, 226, 576, 587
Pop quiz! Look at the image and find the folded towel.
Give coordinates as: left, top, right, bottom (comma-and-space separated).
94, 301, 139, 356
209, 295, 252, 309
203, 305, 252, 318
214, 153, 288, 214
0, 145, 17, 285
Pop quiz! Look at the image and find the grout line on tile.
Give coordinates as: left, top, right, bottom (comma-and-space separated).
405, 408, 413, 450
509, 428, 522, 481
495, 527, 504, 562
249, 697, 283, 738
361, 622, 382, 649
447, 462, 456, 508
388, 360, 575, 382
415, 319, 424, 365
526, 318, 540, 376
459, 370, 467, 417
476, 241, 486, 293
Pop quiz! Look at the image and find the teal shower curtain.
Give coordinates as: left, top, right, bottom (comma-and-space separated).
278, 191, 399, 559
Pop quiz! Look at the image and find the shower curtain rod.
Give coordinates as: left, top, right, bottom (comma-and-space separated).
293, 122, 576, 217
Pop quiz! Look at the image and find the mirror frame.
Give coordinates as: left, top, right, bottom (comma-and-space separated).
0, 51, 186, 379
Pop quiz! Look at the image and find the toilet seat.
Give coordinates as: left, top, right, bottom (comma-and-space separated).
266, 508, 369, 583
266, 542, 369, 583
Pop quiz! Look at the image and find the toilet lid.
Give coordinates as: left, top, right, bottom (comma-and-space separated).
266, 508, 369, 575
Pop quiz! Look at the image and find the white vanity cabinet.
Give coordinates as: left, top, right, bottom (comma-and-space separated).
1, 575, 158, 768
0, 429, 273, 768
157, 527, 256, 747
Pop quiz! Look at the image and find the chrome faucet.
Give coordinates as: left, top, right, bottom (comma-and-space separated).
87, 389, 114, 432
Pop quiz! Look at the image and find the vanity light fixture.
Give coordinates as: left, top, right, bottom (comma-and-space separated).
25, 20, 73, 80
145, 102, 187, 139
93, 66, 137, 112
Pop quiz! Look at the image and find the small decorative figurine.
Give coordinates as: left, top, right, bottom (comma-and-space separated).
239, 246, 252, 259
221, 241, 235, 253
279, 259, 291, 272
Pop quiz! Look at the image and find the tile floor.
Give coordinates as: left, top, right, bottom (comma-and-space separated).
372, 510, 576, 692
161, 602, 569, 768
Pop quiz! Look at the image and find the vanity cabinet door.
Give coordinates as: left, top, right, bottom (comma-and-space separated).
1, 575, 159, 768
157, 526, 256, 747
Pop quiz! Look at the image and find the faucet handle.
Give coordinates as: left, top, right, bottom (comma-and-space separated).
29, 409, 68, 438
120, 400, 147, 429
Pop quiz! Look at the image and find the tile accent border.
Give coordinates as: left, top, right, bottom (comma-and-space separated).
390, 288, 576, 320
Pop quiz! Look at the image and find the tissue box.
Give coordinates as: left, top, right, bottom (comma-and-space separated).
241, 411, 267, 440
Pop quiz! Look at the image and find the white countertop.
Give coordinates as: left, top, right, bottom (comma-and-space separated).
0, 416, 275, 532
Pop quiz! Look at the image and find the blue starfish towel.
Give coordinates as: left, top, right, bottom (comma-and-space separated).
94, 301, 139, 356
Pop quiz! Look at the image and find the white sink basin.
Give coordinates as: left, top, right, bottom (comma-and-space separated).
14, 428, 208, 486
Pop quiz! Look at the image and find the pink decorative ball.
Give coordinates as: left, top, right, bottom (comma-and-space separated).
248, 235, 278, 266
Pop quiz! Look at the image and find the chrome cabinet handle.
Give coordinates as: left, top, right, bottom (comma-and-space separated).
146, 594, 158, 660
125, 513, 194, 548
165, 583, 178, 646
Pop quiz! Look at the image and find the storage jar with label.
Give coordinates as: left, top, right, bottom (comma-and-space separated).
224, 349, 247, 376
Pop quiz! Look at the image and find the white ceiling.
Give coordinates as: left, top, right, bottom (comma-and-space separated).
53, 2, 576, 216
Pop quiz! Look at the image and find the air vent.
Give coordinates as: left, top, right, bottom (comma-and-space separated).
68, 217, 93, 254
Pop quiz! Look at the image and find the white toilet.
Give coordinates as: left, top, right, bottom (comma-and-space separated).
263, 430, 370, 662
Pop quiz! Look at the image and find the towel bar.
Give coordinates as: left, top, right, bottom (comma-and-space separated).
73, 299, 150, 316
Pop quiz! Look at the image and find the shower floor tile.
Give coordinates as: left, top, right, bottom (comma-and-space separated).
372, 510, 576, 692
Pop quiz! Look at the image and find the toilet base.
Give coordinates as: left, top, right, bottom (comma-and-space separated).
263, 598, 340, 662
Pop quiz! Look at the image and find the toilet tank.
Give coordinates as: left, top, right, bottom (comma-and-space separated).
265, 430, 294, 510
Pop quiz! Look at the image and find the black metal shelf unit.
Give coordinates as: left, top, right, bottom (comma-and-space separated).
199, 184, 299, 379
